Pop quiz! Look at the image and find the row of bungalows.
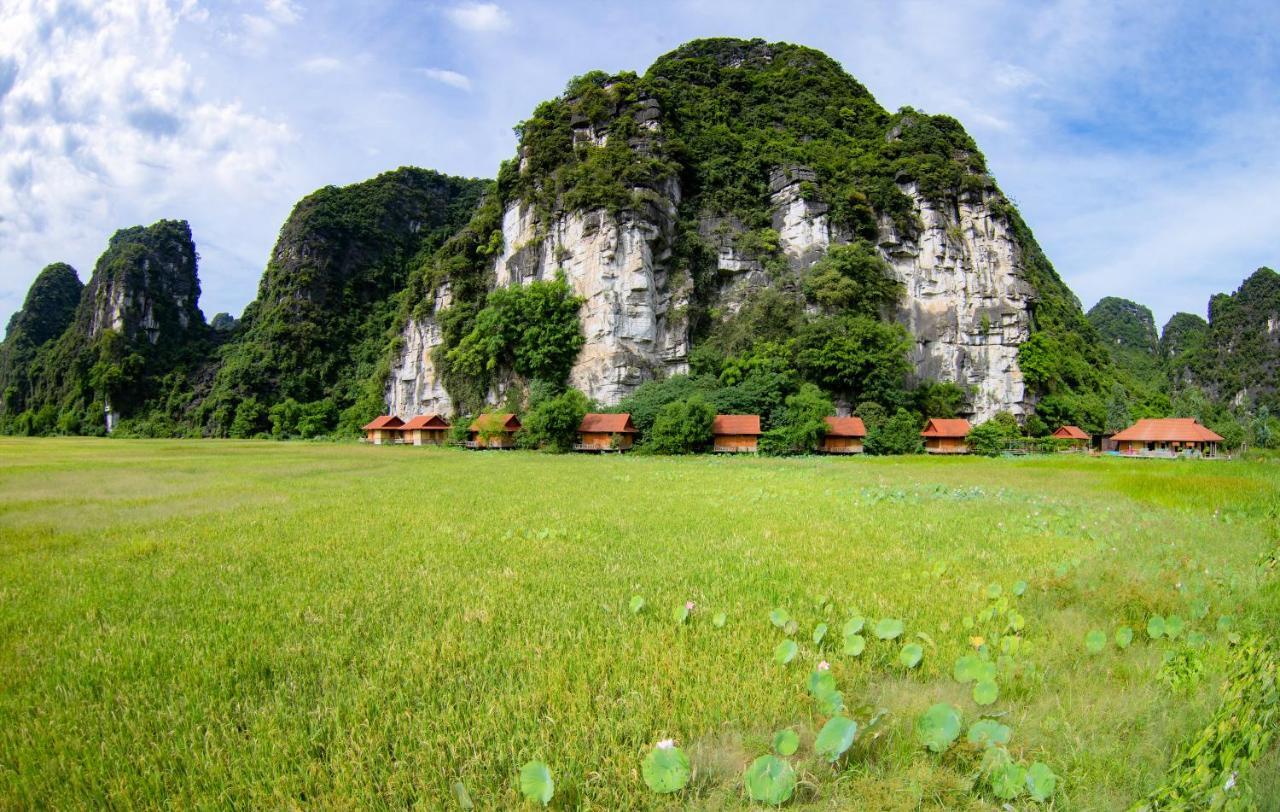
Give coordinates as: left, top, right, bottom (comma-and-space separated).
366, 410, 1223, 459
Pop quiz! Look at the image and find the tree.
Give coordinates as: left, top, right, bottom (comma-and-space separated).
520, 387, 591, 452
229, 397, 266, 439
854, 401, 887, 434
760, 383, 833, 455
866, 408, 922, 455
446, 274, 585, 389
648, 397, 715, 454
794, 315, 911, 405
967, 413, 1020, 457
914, 381, 968, 419
803, 241, 903, 317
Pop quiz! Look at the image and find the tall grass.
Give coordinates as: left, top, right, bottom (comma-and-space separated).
0, 439, 1276, 809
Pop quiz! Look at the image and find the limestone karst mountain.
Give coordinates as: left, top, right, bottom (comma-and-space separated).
387, 37, 1106, 424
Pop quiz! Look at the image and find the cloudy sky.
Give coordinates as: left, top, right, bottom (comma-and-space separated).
1, 0, 1277, 331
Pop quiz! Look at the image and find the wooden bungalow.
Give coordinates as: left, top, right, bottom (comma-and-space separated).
403, 414, 450, 446
921, 418, 971, 455
467, 413, 521, 449
362, 415, 404, 445
575, 413, 636, 452
1051, 425, 1090, 451
713, 414, 762, 453
1109, 418, 1224, 458
821, 416, 866, 454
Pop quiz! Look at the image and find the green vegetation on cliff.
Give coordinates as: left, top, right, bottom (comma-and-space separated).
2, 221, 208, 436
202, 168, 486, 437
405, 37, 1118, 425
0, 263, 83, 421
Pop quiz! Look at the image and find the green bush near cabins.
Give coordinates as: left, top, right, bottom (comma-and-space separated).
2, 439, 1278, 808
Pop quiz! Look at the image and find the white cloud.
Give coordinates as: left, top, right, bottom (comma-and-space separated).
0, 0, 294, 323
301, 56, 343, 73
420, 67, 472, 91
444, 2, 510, 32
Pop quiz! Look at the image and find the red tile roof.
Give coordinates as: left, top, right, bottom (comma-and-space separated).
713, 414, 761, 435
920, 418, 971, 438
578, 413, 636, 433
403, 414, 449, 430
362, 415, 404, 431
824, 416, 867, 437
468, 413, 521, 432
1052, 425, 1090, 440
1110, 418, 1224, 443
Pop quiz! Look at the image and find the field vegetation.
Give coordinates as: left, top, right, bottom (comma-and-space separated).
0, 439, 1277, 809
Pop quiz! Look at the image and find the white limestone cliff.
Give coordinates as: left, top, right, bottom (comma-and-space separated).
389, 170, 1033, 422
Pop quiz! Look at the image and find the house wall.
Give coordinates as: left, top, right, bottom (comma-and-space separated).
469, 432, 516, 449
714, 434, 759, 453
821, 437, 864, 454
925, 437, 968, 454
577, 432, 633, 450
410, 429, 447, 446
367, 429, 401, 445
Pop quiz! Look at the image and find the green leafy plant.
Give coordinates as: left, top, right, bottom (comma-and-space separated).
814, 716, 858, 763
990, 760, 1026, 800
973, 679, 999, 706
899, 642, 923, 668
770, 608, 790, 629
744, 755, 796, 805
1148, 615, 1167, 639
642, 741, 691, 794
774, 640, 798, 665
1115, 626, 1134, 648
1025, 761, 1057, 802
629, 595, 645, 614
843, 633, 866, 656
967, 719, 1012, 748
916, 703, 962, 752
1085, 629, 1107, 654
813, 623, 828, 645
713, 611, 727, 628
874, 618, 904, 640
772, 729, 799, 757
519, 760, 554, 806
843, 616, 865, 635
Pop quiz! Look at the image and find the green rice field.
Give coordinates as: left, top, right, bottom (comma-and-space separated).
0, 439, 1277, 809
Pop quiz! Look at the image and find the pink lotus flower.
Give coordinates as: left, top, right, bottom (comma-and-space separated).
656, 738, 676, 750
817, 660, 830, 671
685, 601, 695, 612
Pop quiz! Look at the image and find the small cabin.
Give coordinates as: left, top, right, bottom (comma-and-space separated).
362, 415, 404, 445
1051, 425, 1090, 451
403, 414, 450, 446
821, 416, 867, 454
921, 418, 971, 455
713, 414, 762, 453
575, 413, 636, 452
467, 413, 521, 449
1109, 418, 1224, 458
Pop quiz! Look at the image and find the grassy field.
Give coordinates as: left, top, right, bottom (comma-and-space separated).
0, 439, 1277, 809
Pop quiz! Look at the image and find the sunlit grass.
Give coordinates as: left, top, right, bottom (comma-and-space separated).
0, 439, 1276, 809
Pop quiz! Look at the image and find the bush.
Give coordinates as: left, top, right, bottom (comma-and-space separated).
648, 397, 715, 454
967, 413, 1021, 457
760, 384, 832, 455
520, 388, 590, 452
866, 408, 922, 455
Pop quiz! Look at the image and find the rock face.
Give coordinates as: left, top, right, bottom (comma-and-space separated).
388, 185, 691, 414
880, 185, 1032, 420
80, 220, 203, 348
208, 167, 486, 433
390, 174, 1033, 421
0, 262, 83, 416
1170, 267, 1280, 407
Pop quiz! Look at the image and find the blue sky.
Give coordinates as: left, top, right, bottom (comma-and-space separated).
1, 0, 1277, 332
